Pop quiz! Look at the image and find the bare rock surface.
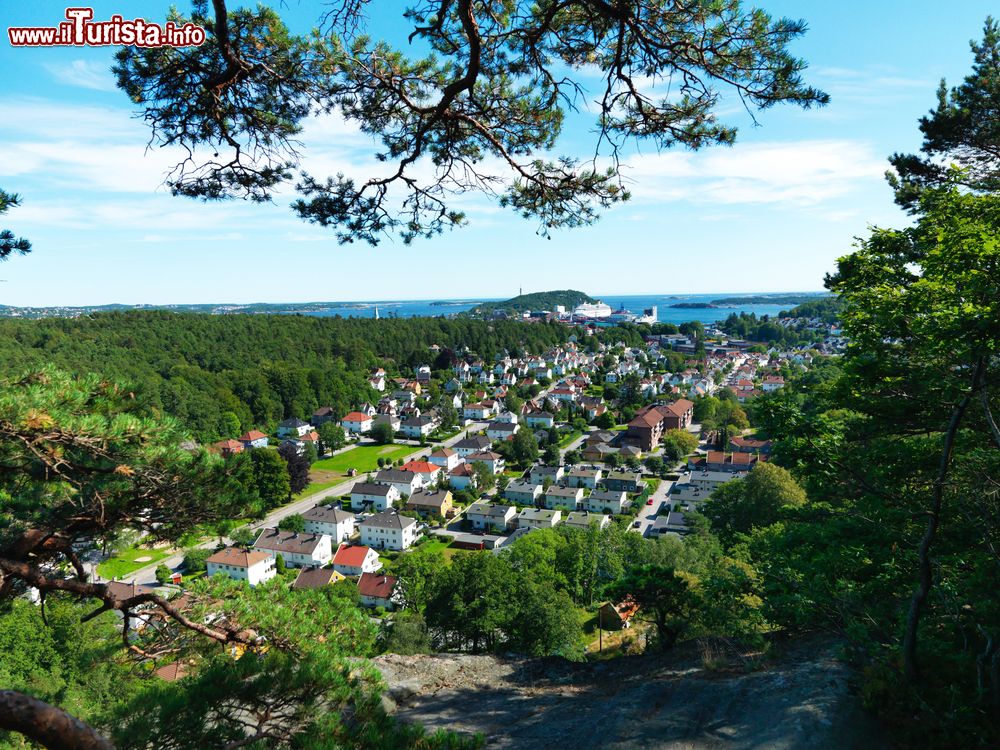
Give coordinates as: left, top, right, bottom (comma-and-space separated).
373, 638, 886, 749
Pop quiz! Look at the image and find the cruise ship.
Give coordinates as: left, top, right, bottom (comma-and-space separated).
571, 301, 613, 319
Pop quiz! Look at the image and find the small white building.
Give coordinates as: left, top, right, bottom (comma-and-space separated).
302, 504, 356, 543
341, 411, 374, 434
252, 528, 333, 568
374, 469, 425, 497
206, 547, 276, 586
359, 509, 419, 551
505, 481, 543, 505
466, 502, 517, 532
516, 508, 562, 529
428, 448, 460, 471
332, 544, 383, 577
564, 511, 611, 531
544, 486, 584, 511
586, 489, 629, 515
350, 482, 401, 511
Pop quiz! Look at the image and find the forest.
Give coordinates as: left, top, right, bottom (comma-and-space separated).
0, 312, 642, 441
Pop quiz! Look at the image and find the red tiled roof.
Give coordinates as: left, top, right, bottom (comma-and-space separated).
342, 412, 372, 422
401, 461, 439, 474
358, 571, 397, 599
154, 662, 188, 682
239, 430, 267, 441
333, 545, 373, 567
206, 547, 272, 568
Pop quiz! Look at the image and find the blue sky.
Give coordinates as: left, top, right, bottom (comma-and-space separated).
0, 1, 994, 306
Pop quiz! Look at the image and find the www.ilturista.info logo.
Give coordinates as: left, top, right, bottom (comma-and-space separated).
8, 7, 206, 48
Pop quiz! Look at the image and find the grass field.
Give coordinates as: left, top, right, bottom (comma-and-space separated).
312, 443, 415, 476
559, 430, 583, 448
97, 545, 170, 579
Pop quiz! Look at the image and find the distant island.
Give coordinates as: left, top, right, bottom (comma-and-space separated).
668, 302, 716, 309
466, 289, 595, 317
710, 293, 830, 306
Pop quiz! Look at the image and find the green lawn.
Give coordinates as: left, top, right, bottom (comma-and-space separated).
558, 430, 583, 448
312, 443, 415, 475
97, 545, 170, 580
419, 538, 453, 556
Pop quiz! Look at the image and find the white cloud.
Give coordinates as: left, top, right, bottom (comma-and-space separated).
43, 60, 117, 92
618, 139, 887, 206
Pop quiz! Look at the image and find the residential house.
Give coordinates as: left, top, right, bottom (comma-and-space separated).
302, 504, 356, 543
277, 418, 313, 438
516, 508, 562, 529
312, 406, 338, 425
358, 572, 400, 610
689, 451, 761, 473
525, 412, 555, 429
341, 411, 374, 435
206, 547, 276, 586
530, 464, 565, 485
359, 509, 418, 551
447, 462, 478, 490
564, 467, 602, 489
400, 415, 437, 438
428, 447, 460, 471
406, 488, 454, 518
486, 421, 519, 441
372, 413, 401, 433
463, 403, 494, 421
252, 528, 333, 568
374, 468, 425, 497
730, 436, 773, 455
761, 375, 785, 392
626, 406, 665, 452
453, 435, 493, 457
238, 430, 269, 450
292, 567, 345, 590
650, 512, 689, 536
564, 511, 610, 530
350, 481, 401, 511
465, 450, 505, 475
599, 597, 639, 630
544, 486, 583, 511
505, 481, 543, 505
399, 460, 442, 485
466, 502, 517, 532
332, 544, 382, 577
210, 439, 244, 458
586, 489, 629, 514
604, 471, 643, 493
660, 398, 695, 429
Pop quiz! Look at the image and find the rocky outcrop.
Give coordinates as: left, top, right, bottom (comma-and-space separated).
374, 637, 885, 749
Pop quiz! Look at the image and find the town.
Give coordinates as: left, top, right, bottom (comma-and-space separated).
82, 309, 837, 679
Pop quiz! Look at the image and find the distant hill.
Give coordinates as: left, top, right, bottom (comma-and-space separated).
467, 290, 594, 317
710, 293, 831, 306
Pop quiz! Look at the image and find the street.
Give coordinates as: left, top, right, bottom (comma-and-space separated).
118, 422, 486, 585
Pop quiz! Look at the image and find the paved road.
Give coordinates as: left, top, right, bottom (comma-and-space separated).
631, 477, 672, 538
118, 422, 486, 585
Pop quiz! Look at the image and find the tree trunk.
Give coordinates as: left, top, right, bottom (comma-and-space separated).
902, 361, 983, 681
0, 690, 114, 750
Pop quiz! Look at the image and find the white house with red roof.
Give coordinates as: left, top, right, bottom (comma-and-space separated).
358, 572, 400, 610
341, 411, 374, 434
238, 430, 269, 449
332, 544, 382, 577
400, 460, 442, 485
205, 547, 276, 586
